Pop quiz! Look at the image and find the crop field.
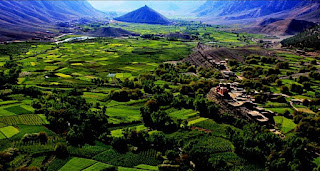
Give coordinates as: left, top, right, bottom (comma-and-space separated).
93, 149, 161, 167
111, 124, 147, 137
118, 167, 147, 171
47, 157, 72, 171
134, 164, 158, 171
59, 157, 98, 171
29, 156, 46, 167
187, 117, 208, 126
6, 38, 193, 88
108, 22, 263, 46
296, 107, 315, 114
0, 114, 47, 126
68, 144, 112, 158
107, 105, 142, 124
197, 136, 235, 153
0, 132, 6, 139
82, 162, 114, 171
194, 119, 241, 137
0, 100, 19, 106
0, 105, 17, 116
0, 126, 19, 138
2, 105, 33, 115
274, 116, 296, 134
166, 108, 199, 120
10, 125, 53, 141
209, 152, 246, 166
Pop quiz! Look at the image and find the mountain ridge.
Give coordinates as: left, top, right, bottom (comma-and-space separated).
0, 0, 103, 41
194, 1, 320, 23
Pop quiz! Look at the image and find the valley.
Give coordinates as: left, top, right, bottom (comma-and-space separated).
1, 1, 320, 171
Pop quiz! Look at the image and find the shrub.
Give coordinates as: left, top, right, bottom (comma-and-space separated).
275, 79, 282, 86
38, 132, 48, 144
280, 85, 290, 94
55, 143, 68, 156
290, 84, 303, 94
111, 137, 128, 153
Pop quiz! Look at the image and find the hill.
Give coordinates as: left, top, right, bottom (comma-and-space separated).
281, 24, 320, 50
86, 27, 138, 37
249, 18, 317, 36
183, 43, 270, 68
114, 5, 171, 25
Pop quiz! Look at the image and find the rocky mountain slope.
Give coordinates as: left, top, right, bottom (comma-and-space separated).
193, 1, 320, 35
194, 0, 302, 19
249, 18, 317, 36
0, 0, 103, 41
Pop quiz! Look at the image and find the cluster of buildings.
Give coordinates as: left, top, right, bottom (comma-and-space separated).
214, 83, 275, 126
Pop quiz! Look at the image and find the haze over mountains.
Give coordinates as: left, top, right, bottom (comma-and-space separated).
1, 0, 320, 41
0, 0, 102, 41
89, 1, 203, 16
191, 0, 320, 35
193, 0, 320, 23
0, 1, 101, 27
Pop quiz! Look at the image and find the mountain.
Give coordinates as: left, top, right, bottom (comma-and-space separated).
0, 0, 103, 41
114, 5, 171, 25
0, 1, 102, 27
194, 1, 301, 18
89, 1, 204, 16
249, 18, 317, 36
194, 1, 320, 23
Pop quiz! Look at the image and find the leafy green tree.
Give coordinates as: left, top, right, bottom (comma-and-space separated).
111, 137, 128, 153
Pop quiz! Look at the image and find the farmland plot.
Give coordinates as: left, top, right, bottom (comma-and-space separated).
0, 126, 19, 138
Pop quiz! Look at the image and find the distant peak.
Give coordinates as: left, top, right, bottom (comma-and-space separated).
114, 5, 171, 25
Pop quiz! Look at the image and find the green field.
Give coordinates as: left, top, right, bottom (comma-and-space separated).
166, 108, 199, 120
0, 126, 19, 138
59, 157, 97, 171
3, 105, 33, 115
134, 164, 158, 170
194, 119, 241, 137
274, 116, 296, 134
10, 38, 193, 87
111, 124, 147, 137
93, 149, 161, 167
0, 132, 6, 139
188, 117, 208, 126
0, 114, 47, 126
10, 125, 53, 141
82, 162, 114, 171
